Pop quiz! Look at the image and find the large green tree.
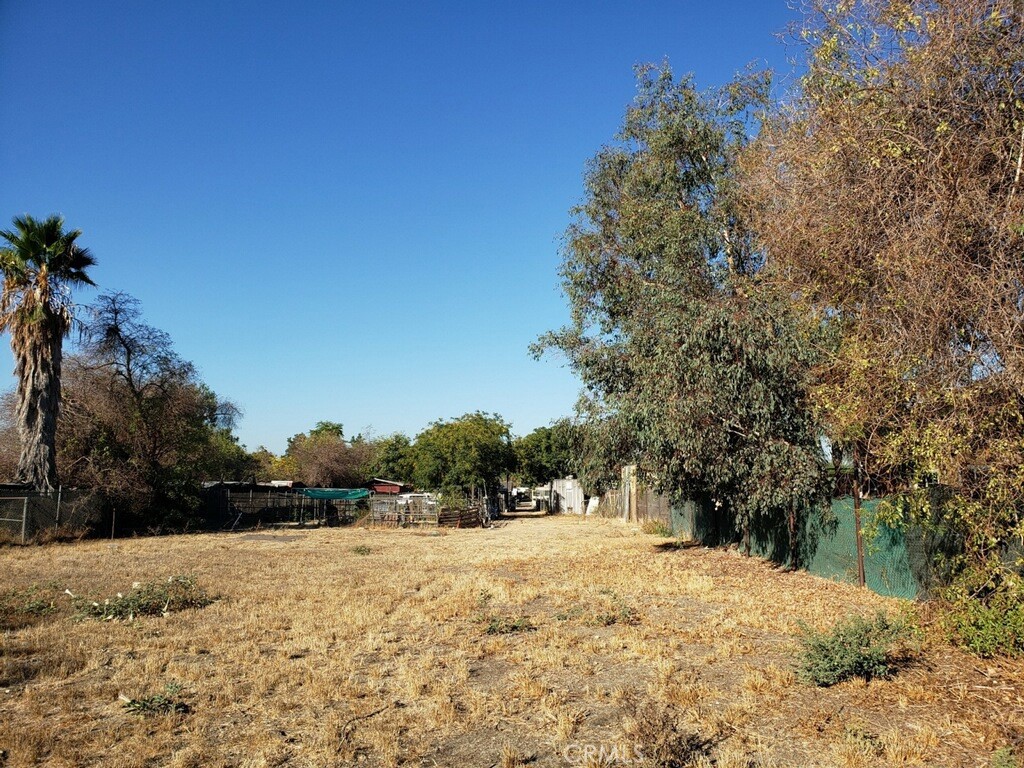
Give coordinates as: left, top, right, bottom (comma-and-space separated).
536, 64, 828, 553
411, 412, 515, 497
0, 215, 96, 491
513, 420, 573, 488
369, 433, 414, 482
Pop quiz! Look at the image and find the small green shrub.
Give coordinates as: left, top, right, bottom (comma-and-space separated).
797, 612, 914, 686
485, 616, 535, 635
122, 683, 190, 716
75, 576, 214, 621
351, 545, 373, 556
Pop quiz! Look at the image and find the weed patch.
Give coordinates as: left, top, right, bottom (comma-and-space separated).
485, 616, 535, 635
942, 584, 1024, 658
121, 683, 190, 716
990, 747, 1021, 768
74, 575, 214, 621
641, 520, 674, 538
0, 585, 61, 630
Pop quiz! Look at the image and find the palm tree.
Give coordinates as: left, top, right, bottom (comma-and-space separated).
0, 215, 96, 491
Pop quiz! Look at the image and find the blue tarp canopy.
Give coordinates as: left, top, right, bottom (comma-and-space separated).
300, 488, 370, 501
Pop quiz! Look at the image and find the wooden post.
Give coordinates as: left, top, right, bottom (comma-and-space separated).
788, 497, 797, 571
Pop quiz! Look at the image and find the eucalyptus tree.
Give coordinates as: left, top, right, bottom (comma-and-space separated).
536, 64, 828, 556
0, 215, 95, 491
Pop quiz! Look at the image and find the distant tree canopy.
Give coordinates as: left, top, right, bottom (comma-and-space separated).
535, 63, 829, 549
273, 422, 372, 488
369, 433, 414, 482
513, 420, 573, 487
411, 412, 515, 496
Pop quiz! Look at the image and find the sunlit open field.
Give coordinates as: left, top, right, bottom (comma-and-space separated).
1, 515, 1021, 767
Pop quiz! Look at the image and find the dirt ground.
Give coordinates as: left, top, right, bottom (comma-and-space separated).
0, 514, 1021, 767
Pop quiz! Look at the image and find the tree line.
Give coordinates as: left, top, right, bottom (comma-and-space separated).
536, 0, 1024, 653
0, 228, 576, 524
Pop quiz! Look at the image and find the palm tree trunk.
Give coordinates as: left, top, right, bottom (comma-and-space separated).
12, 319, 62, 492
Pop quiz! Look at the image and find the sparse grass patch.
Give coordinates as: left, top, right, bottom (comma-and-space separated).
74, 575, 214, 621
0, 585, 59, 630
351, 544, 374, 555
485, 615, 535, 635
642, 520, 674, 537
621, 697, 712, 767
0, 515, 1012, 767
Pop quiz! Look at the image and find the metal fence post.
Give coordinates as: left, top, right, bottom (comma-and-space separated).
21, 497, 28, 544
55, 485, 63, 528
853, 451, 866, 588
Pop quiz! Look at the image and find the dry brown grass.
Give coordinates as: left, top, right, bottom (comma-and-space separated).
0, 515, 1020, 766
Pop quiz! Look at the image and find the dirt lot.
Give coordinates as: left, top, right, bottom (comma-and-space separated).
0, 514, 1021, 767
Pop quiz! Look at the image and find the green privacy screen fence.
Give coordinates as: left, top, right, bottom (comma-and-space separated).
671, 496, 955, 600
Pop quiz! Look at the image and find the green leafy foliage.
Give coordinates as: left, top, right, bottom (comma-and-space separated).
536, 63, 828, 548
989, 747, 1021, 768
797, 612, 914, 686
75, 576, 214, 621
369, 432, 414, 482
411, 412, 515, 495
942, 575, 1024, 658
513, 419, 573, 487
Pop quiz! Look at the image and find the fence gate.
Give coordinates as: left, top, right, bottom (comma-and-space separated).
0, 496, 29, 544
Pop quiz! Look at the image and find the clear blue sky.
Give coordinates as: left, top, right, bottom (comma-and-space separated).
0, 1, 799, 454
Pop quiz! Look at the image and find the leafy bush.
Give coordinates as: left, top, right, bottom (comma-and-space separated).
797, 612, 914, 686
75, 576, 214, 621
942, 580, 1024, 658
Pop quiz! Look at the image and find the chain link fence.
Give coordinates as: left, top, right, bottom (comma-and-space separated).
200, 487, 367, 531
0, 488, 106, 543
